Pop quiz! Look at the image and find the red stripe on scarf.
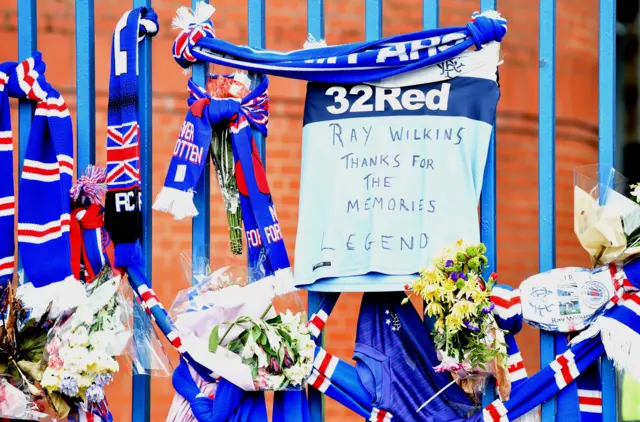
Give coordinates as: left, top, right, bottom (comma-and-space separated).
107, 144, 139, 162
579, 396, 602, 406
22, 164, 59, 176
317, 351, 333, 375
490, 294, 521, 309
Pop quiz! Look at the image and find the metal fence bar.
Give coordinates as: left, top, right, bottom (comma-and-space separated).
248, 0, 267, 160
365, 0, 383, 41
131, 0, 153, 420
75, 0, 96, 173
191, 0, 211, 291
16, 0, 37, 275
479, 0, 498, 408
423, 0, 438, 30
598, 0, 618, 420
306, 0, 325, 421
538, 0, 557, 421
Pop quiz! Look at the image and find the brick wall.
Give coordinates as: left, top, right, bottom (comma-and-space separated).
0, 0, 599, 420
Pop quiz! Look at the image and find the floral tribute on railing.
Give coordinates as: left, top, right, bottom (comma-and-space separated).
404, 241, 510, 405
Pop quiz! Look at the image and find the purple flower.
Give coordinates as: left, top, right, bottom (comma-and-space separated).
268, 357, 281, 374
482, 303, 495, 314
464, 321, 480, 332
460, 273, 468, 281
94, 372, 113, 387
450, 272, 459, 282
60, 377, 79, 397
445, 260, 454, 268
283, 348, 294, 368
86, 383, 105, 403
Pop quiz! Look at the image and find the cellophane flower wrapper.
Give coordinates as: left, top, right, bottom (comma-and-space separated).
515, 165, 640, 333
169, 260, 312, 391
574, 164, 640, 265
39, 267, 133, 415
125, 293, 173, 377
0, 376, 48, 420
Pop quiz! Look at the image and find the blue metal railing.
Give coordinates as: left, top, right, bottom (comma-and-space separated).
12, 0, 618, 421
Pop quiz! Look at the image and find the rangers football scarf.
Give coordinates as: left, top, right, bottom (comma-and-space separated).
0, 53, 84, 319
104, 7, 158, 268
171, 3, 506, 84
155, 77, 291, 281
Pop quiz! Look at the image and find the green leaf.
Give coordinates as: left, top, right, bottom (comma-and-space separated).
259, 333, 268, 345
265, 315, 282, 325
46, 391, 73, 419
252, 326, 262, 341
209, 325, 220, 353
401, 297, 410, 305
17, 360, 45, 382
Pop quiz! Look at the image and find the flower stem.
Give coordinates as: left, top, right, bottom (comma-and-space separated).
217, 304, 273, 346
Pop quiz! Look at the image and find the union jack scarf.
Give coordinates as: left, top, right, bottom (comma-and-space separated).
104, 7, 158, 268
0, 53, 85, 319
171, 2, 506, 84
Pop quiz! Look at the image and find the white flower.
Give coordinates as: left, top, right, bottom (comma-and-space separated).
77, 373, 94, 388
241, 335, 268, 368
87, 351, 119, 373
266, 374, 285, 390
284, 361, 310, 387
41, 368, 61, 389
632, 184, 640, 201
59, 346, 90, 372
264, 326, 282, 351
89, 331, 112, 351
69, 326, 89, 347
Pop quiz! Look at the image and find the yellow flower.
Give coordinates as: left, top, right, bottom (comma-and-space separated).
445, 313, 464, 331
425, 301, 444, 317
451, 300, 476, 318
435, 317, 445, 331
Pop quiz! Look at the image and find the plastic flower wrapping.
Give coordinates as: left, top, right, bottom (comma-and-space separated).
404, 240, 509, 403
517, 165, 640, 334
168, 254, 313, 391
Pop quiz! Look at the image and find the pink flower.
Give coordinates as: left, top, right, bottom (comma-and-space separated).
48, 355, 64, 369
46, 337, 62, 355
253, 367, 270, 390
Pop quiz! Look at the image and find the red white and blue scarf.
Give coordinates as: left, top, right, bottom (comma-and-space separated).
104, 7, 158, 268
0, 53, 84, 319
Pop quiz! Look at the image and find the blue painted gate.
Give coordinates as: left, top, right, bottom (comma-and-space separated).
12, 0, 618, 421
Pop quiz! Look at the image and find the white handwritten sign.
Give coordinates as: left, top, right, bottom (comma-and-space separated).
294, 60, 500, 292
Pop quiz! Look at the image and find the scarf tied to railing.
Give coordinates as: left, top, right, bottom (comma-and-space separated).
0, 53, 84, 319
474, 259, 640, 422
104, 6, 158, 269
171, 2, 506, 83
155, 76, 291, 281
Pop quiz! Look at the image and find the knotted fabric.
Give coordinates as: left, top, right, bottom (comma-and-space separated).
172, 4, 506, 84
0, 53, 84, 319
70, 203, 116, 283
104, 7, 158, 268
152, 79, 241, 219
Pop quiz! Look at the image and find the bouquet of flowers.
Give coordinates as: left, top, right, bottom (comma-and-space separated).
208, 72, 251, 255
39, 266, 131, 418
404, 240, 508, 402
209, 307, 313, 390
169, 262, 312, 391
0, 281, 49, 420
574, 165, 640, 266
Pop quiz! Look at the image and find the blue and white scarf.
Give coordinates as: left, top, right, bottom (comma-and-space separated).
0, 54, 84, 319
172, 3, 506, 84
104, 7, 158, 268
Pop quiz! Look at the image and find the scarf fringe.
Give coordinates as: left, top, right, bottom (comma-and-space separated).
596, 316, 640, 381
153, 187, 199, 220
172, 2, 215, 30
303, 34, 328, 49
16, 275, 86, 320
